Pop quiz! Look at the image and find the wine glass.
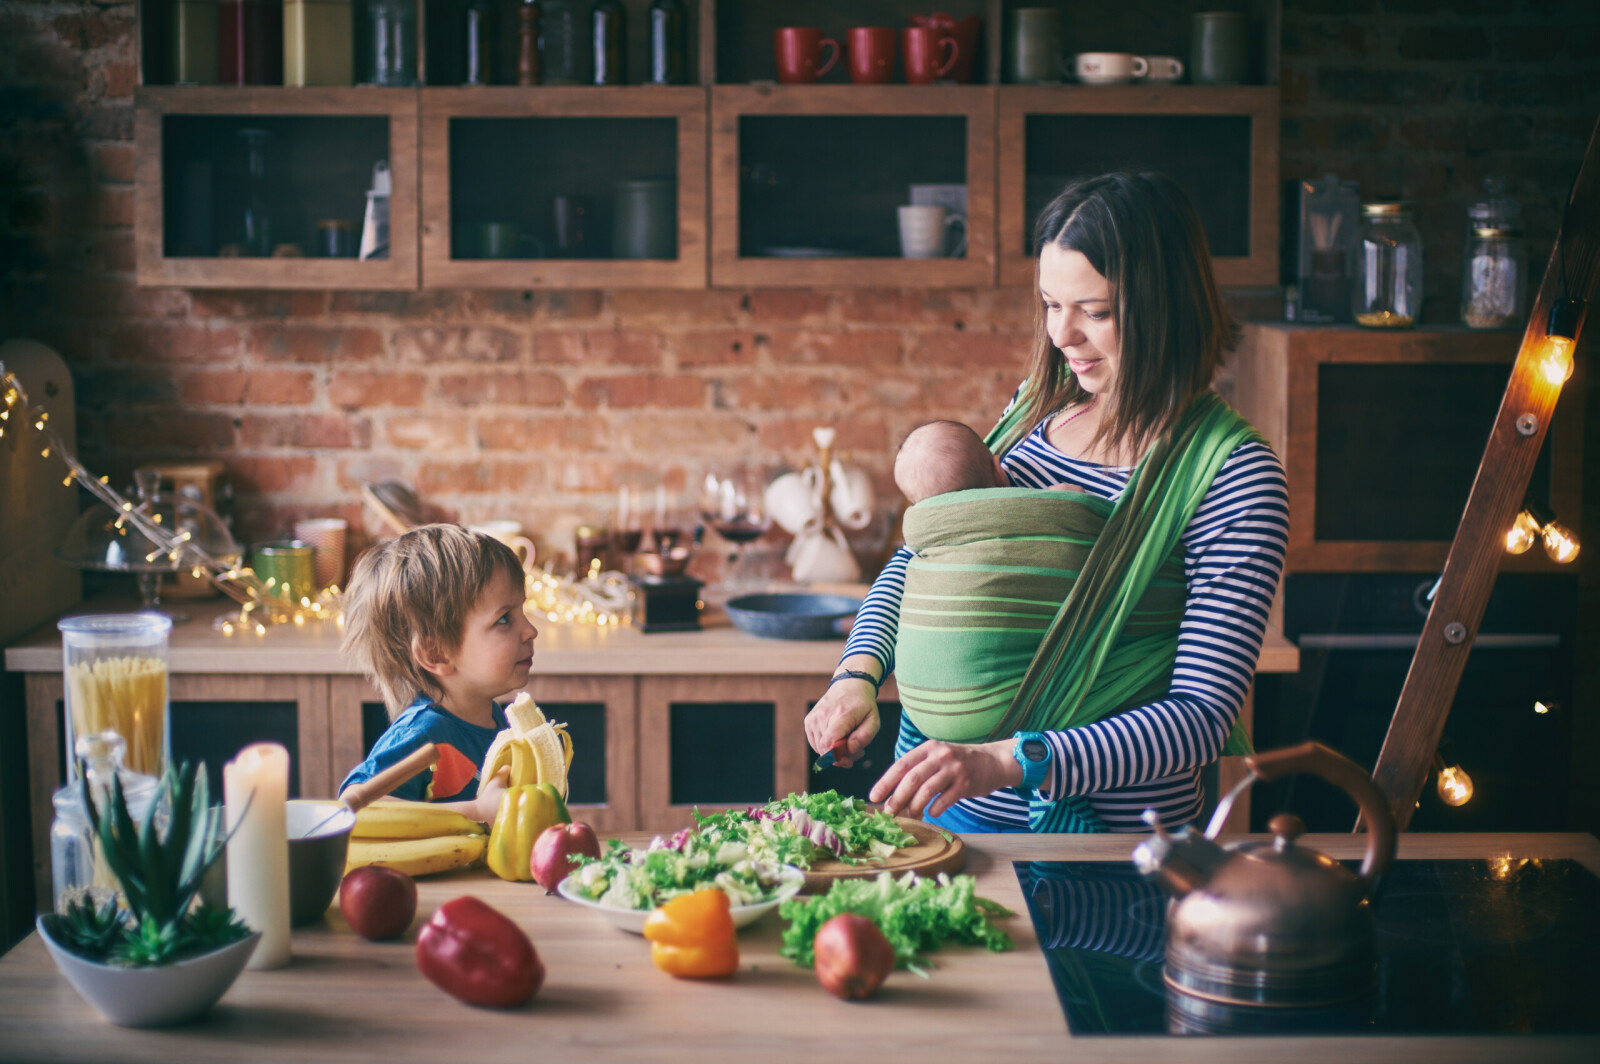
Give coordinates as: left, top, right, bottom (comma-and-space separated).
610, 486, 644, 570
699, 466, 772, 592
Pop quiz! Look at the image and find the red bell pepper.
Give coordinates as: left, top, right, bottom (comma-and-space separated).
416, 896, 544, 1007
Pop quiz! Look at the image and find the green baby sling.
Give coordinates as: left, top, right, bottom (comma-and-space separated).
894, 390, 1259, 832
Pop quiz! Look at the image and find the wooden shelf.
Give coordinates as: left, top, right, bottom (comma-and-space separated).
419, 86, 707, 289
134, 87, 419, 289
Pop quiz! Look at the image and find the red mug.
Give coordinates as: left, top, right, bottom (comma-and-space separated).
903, 25, 959, 85
774, 27, 841, 84
848, 27, 897, 85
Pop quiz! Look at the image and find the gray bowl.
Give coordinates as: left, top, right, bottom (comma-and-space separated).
200, 800, 356, 927
723, 593, 862, 640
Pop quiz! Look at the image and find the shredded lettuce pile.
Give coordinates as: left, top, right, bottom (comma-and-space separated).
697, 790, 917, 868
778, 871, 1015, 973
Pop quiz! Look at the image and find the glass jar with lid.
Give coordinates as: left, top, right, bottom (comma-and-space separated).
1460, 226, 1526, 329
51, 731, 159, 914
1352, 202, 1423, 328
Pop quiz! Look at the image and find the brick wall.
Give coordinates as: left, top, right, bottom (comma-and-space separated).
3, 2, 1595, 557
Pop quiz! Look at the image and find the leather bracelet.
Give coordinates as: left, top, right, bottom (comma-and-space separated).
828, 668, 882, 693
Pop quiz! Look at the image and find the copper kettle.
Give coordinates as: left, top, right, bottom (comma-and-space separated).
1132, 742, 1397, 1009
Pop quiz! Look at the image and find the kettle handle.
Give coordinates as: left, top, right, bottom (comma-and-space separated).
1244, 741, 1397, 893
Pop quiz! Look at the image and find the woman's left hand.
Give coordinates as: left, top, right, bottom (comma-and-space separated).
869, 739, 1023, 820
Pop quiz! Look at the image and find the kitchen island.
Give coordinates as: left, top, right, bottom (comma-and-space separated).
0, 831, 1595, 1063
5, 597, 1299, 911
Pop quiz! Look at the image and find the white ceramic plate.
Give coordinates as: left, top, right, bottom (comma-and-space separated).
555, 866, 805, 935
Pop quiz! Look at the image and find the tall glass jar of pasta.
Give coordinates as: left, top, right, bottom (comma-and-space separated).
1352, 202, 1424, 328
58, 613, 173, 785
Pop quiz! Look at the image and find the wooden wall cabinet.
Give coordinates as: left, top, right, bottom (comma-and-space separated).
1231, 323, 1586, 573
710, 85, 996, 288
996, 85, 1280, 287
131, 1, 1282, 291
420, 87, 707, 288
135, 88, 419, 289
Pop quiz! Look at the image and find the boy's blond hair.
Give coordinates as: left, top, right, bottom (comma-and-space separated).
341, 523, 524, 717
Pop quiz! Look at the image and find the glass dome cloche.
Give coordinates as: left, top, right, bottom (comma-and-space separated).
59, 469, 241, 613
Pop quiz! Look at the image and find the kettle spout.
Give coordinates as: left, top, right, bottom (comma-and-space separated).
1131, 808, 1227, 899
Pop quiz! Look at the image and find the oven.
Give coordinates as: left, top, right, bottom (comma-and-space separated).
1251, 572, 1577, 833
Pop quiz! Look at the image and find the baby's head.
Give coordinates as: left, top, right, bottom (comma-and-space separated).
895, 420, 1007, 504
341, 523, 525, 717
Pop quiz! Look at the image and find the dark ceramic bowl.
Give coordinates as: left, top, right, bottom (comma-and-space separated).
200, 800, 355, 927
723, 593, 862, 640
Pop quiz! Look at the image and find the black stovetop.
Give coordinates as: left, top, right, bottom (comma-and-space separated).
1016, 857, 1600, 1037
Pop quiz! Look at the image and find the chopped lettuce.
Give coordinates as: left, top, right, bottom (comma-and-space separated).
778, 871, 1015, 972
567, 835, 791, 911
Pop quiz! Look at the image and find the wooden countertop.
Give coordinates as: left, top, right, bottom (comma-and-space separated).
3, 597, 1300, 677
0, 832, 1593, 1063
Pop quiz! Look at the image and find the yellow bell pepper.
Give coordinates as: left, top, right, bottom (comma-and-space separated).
643, 888, 739, 978
486, 783, 570, 882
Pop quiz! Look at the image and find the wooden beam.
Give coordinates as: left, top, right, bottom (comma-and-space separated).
1370, 117, 1600, 830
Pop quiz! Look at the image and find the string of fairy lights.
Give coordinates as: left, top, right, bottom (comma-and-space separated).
2, 362, 630, 633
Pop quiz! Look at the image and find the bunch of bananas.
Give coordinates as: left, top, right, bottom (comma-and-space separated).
481, 693, 573, 799
344, 801, 488, 878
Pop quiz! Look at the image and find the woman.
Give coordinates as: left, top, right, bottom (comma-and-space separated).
804, 172, 1289, 832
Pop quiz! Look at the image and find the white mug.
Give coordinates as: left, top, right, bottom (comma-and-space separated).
1074, 52, 1147, 85
1139, 55, 1185, 82
470, 521, 537, 570
898, 204, 969, 259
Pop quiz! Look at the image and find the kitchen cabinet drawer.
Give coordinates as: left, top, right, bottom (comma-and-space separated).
710, 85, 996, 288
419, 87, 708, 288
997, 85, 1280, 287
637, 675, 816, 832
134, 87, 419, 288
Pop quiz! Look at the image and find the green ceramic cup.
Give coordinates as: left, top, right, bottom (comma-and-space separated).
1191, 11, 1248, 85
252, 541, 316, 603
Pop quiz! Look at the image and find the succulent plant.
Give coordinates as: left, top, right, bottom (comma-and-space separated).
49, 895, 126, 960
46, 760, 247, 967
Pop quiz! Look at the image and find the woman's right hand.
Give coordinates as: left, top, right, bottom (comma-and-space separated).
805, 676, 881, 769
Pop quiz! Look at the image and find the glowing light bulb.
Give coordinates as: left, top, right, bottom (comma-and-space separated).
1437, 764, 1474, 807
1541, 519, 1580, 563
1505, 508, 1541, 553
1533, 700, 1554, 715
1539, 336, 1575, 386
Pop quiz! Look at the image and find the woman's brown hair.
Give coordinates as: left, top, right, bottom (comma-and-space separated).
1018, 171, 1238, 460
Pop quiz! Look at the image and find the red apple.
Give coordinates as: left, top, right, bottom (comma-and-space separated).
530, 821, 601, 891
813, 913, 896, 1000
339, 865, 418, 940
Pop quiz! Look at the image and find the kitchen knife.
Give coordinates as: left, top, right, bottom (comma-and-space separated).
812, 740, 850, 772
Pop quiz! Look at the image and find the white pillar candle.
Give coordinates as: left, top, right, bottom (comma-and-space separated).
224, 742, 291, 970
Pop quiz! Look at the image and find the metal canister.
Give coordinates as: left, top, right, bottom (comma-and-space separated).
252, 540, 317, 602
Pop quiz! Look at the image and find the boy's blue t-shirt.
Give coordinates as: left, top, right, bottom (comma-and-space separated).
340, 695, 509, 803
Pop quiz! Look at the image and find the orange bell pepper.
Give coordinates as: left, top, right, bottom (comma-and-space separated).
642, 888, 739, 978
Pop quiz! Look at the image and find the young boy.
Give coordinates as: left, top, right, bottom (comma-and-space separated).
339, 523, 538, 822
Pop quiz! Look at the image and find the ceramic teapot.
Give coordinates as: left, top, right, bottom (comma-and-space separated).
1132, 741, 1397, 1009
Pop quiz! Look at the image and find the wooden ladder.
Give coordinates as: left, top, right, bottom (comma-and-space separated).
1370, 118, 1600, 830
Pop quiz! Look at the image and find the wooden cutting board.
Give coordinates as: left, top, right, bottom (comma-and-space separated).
799, 817, 966, 894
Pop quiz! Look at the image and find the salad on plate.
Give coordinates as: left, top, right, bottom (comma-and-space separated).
565, 791, 917, 912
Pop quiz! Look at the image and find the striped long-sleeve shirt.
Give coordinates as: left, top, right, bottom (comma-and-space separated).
846, 401, 1289, 831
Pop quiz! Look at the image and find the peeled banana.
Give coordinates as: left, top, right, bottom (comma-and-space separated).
353, 799, 488, 840
481, 692, 574, 799
345, 834, 488, 878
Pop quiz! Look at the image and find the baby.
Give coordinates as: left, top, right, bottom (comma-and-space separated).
339, 524, 539, 822
894, 420, 1010, 504
896, 420, 1083, 503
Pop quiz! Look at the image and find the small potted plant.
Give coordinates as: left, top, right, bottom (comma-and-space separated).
36, 760, 259, 1027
